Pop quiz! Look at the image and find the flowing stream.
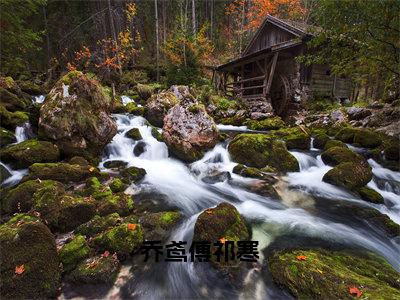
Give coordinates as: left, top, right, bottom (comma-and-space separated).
88, 110, 400, 299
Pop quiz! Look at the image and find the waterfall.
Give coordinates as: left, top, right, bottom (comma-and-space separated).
15, 122, 33, 143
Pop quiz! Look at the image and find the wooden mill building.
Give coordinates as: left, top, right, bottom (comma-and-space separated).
215, 15, 352, 115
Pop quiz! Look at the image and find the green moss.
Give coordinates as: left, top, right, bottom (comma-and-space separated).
92, 223, 143, 256
228, 133, 299, 172
97, 193, 134, 217
120, 166, 146, 183
61, 70, 84, 85
218, 115, 245, 126
0, 105, 29, 130
193, 202, 249, 243
0, 217, 61, 299
321, 146, 364, 166
313, 133, 330, 149
136, 83, 154, 100
125, 128, 142, 140
0, 139, 60, 168
1, 179, 63, 214
323, 162, 372, 190
110, 178, 126, 193
233, 164, 275, 179
324, 139, 348, 150
244, 117, 285, 131
159, 211, 181, 227
68, 255, 120, 284
59, 235, 91, 273
211, 95, 237, 111
75, 213, 122, 237
188, 103, 205, 114
353, 129, 382, 148
0, 127, 16, 147
268, 248, 400, 300
335, 127, 356, 143
125, 102, 145, 115
357, 187, 384, 204
150, 126, 163, 142
85, 177, 113, 199
27, 162, 99, 183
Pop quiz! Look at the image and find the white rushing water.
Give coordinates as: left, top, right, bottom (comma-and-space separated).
32, 94, 45, 104
15, 122, 33, 143
99, 113, 399, 298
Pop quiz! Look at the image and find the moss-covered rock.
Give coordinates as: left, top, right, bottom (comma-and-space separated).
68, 254, 120, 284
59, 235, 91, 273
313, 133, 330, 149
17, 80, 43, 95
140, 211, 182, 240
244, 117, 285, 130
356, 208, 400, 237
193, 202, 249, 243
0, 87, 30, 112
321, 146, 365, 166
0, 139, 60, 168
353, 129, 382, 148
125, 102, 145, 116
0, 127, 16, 147
69, 156, 90, 166
268, 248, 400, 299
97, 193, 134, 217
109, 178, 126, 193
150, 126, 163, 142
232, 164, 276, 180
103, 160, 128, 169
32, 183, 96, 232
324, 139, 348, 150
0, 105, 29, 130
357, 186, 384, 204
0, 216, 60, 299
136, 83, 155, 101
125, 128, 142, 140
145, 91, 180, 127
38, 71, 117, 159
228, 134, 299, 172
75, 213, 122, 237
218, 115, 246, 126
120, 166, 146, 183
91, 223, 143, 256
322, 162, 372, 190
57, 195, 97, 232
335, 127, 356, 143
1, 179, 63, 214
27, 162, 99, 183
383, 142, 399, 161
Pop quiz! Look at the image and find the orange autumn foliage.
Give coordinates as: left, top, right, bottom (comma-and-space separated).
127, 223, 137, 231
349, 286, 363, 298
15, 264, 25, 275
296, 255, 307, 261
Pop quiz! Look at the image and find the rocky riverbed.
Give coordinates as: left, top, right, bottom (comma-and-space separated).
0, 72, 399, 299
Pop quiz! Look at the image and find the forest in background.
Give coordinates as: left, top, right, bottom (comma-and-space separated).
1, 0, 399, 100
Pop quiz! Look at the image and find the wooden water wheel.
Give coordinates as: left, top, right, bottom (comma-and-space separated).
270, 74, 291, 116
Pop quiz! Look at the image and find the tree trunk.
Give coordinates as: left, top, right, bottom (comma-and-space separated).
107, 0, 122, 75
191, 0, 196, 35
42, 6, 51, 71
155, 0, 160, 81
210, 0, 214, 40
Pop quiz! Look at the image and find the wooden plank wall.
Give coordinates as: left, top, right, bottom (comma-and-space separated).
310, 64, 351, 98
247, 24, 295, 55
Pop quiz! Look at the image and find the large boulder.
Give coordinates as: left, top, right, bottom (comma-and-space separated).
0, 215, 61, 299
145, 91, 180, 127
321, 146, 365, 166
26, 162, 99, 183
0, 127, 16, 147
1, 179, 63, 214
0, 139, 60, 168
193, 202, 249, 242
38, 71, 117, 159
0, 105, 29, 130
323, 162, 372, 190
346, 107, 372, 120
0, 87, 30, 112
268, 248, 400, 299
228, 134, 299, 172
59, 235, 91, 273
163, 97, 220, 162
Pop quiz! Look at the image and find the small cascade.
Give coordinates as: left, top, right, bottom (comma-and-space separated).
32, 94, 45, 104
0, 162, 28, 187
15, 122, 34, 143
216, 124, 248, 131
121, 95, 143, 107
